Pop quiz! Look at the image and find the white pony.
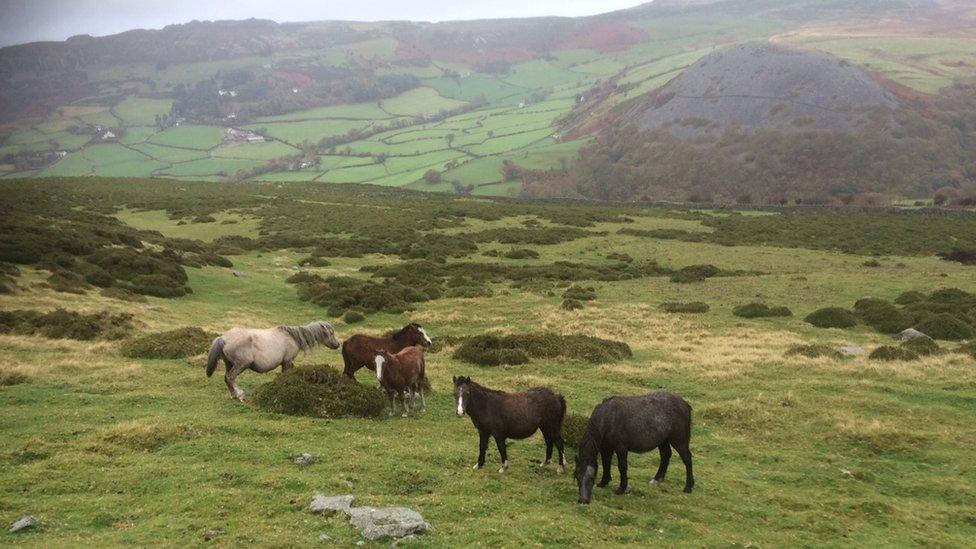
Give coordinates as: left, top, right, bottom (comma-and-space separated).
206, 321, 340, 402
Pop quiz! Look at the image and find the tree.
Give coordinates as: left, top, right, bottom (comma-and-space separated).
500, 160, 522, 181
423, 169, 442, 184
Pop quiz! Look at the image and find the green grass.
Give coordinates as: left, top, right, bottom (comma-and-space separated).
149, 125, 224, 150
379, 87, 468, 117
1, 179, 976, 545
112, 97, 173, 126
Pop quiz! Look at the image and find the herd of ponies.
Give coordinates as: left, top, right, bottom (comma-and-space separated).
204, 321, 695, 503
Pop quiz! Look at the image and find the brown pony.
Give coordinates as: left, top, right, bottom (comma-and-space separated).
453, 376, 567, 474
341, 323, 431, 379
375, 347, 427, 417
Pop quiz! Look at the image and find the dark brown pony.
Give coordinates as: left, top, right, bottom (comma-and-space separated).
341, 323, 432, 379
375, 347, 427, 417
453, 376, 567, 474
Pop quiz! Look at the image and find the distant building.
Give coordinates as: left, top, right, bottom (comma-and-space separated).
100, 130, 116, 140
245, 135, 265, 143
54, 151, 67, 158
226, 112, 237, 119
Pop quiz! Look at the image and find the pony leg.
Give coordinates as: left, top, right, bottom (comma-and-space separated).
474, 431, 489, 470
597, 447, 613, 487
555, 434, 566, 474
540, 432, 553, 467
225, 363, 247, 402
418, 385, 427, 412
400, 391, 409, 418
652, 443, 673, 485
674, 442, 694, 493
281, 361, 294, 373
495, 436, 509, 473
388, 392, 396, 416
614, 450, 630, 495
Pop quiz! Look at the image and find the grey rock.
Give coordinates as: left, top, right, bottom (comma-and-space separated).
391, 534, 417, 546
232, 271, 246, 278
348, 506, 431, 541
295, 453, 315, 466
9, 516, 36, 533
141, 304, 160, 311
835, 345, 865, 357
894, 328, 927, 341
203, 529, 224, 541
319, 533, 332, 541
310, 494, 355, 516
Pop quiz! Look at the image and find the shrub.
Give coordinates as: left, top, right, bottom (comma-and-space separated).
853, 298, 912, 334
914, 313, 975, 341
99, 287, 148, 302
0, 309, 132, 340
45, 270, 89, 294
660, 302, 709, 314
130, 274, 191, 298
252, 365, 387, 418
606, 253, 633, 263
120, 327, 217, 359
901, 336, 940, 356
894, 291, 927, 305
670, 264, 720, 283
562, 285, 596, 301
733, 303, 793, 318
785, 344, 843, 359
503, 248, 539, 260
299, 256, 331, 267
562, 413, 590, 448
804, 307, 858, 329
957, 341, 976, 358
869, 346, 920, 361
191, 215, 216, 223
343, 310, 365, 323
862, 259, 882, 267
286, 271, 324, 284
562, 298, 584, 311
452, 333, 631, 366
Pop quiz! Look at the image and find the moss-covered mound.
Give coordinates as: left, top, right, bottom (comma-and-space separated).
0, 308, 132, 340
120, 327, 218, 359
561, 298, 585, 311
562, 413, 590, 448
452, 333, 631, 366
785, 344, 843, 359
660, 302, 710, 314
805, 307, 858, 329
869, 346, 920, 361
914, 313, 974, 341
733, 303, 793, 318
853, 298, 913, 334
901, 336, 940, 356
252, 365, 386, 419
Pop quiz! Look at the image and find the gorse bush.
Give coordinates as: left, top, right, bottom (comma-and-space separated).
670, 264, 720, 283
733, 303, 793, 318
562, 413, 590, 448
296, 275, 439, 317
561, 298, 585, 310
562, 285, 596, 301
660, 302, 709, 314
343, 309, 365, 323
503, 248, 540, 260
805, 307, 858, 329
914, 313, 974, 341
854, 298, 912, 334
120, 327, 218, 359
869, 346, 920, 361
0, 309, 132, 340
901, 336, 940, 356
785, 344, 843, 359
452, 332, 631, 366
252, 365, 386, 419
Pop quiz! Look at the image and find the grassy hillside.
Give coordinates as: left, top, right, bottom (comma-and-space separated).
1, 177, 975, 545
2, 1, 974, 195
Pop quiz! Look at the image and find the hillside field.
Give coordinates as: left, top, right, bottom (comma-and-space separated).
1, 178, 975, 546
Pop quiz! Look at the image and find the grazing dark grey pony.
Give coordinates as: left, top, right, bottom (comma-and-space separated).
453, 376, 567, 474
206, 321, 340, 402
574, 391, 694, 504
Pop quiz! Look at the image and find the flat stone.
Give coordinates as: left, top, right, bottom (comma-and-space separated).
835, 345, 865, 356
295, 453, 314, 467
9, 516, 36, 533
310, 494, 355, 516
348, 506, 431, 541
203, 529, 224, 541
894, 328, 927, 341
232, 270, 246, 278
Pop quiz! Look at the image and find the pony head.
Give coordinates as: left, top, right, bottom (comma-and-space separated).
374, 349, 392, 381
315, 321, 341, 349
392, 323, 432, 348
452, 375, 472, 417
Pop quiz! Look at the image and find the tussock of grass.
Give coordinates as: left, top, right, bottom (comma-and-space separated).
0, 308, 132, 340
561, 298, 584, 311
94, 420, 200, 453
869, 346, 920, 361
785, 344, 843, 359
120, 327, 218, 359
733, 303, 792, 318
562, 413, 589, 448
0, 369, 31, 386
835, 418, 928, 454
805, 307, 857, 329
452, 332, 631, 366
660, 301, 709, 314
252, 364, 386, 419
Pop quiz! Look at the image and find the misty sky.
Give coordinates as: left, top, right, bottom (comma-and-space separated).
0, 0, 647, 47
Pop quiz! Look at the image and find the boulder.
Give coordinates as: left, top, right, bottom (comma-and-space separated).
309, 494, 355, 516
294, 453, 314, 467
894, 328, 928, 341
9, 516, 36, 533
835, 345, 865, 357
348, 506, 431, 541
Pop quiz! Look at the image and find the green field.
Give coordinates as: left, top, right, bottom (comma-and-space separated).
1, 178, 975, 546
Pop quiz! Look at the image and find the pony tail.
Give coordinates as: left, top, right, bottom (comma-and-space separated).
206, 337, 225, 377
558, 395, 567, 420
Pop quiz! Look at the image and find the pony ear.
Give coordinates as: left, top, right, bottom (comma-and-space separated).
452, 375, 458, 383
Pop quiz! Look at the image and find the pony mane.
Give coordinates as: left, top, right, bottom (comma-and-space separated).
278, 322, 333, 351
388, 323, 418, 341
468, 380, 508, 396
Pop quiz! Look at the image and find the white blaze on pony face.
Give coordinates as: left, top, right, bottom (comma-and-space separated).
374, 355, 385, 381
418, 327, 432, 347
456, 395, 464, 416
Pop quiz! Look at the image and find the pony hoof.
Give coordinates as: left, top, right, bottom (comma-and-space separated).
473, 464, 482, 470
401, 413, 408, 418
539, 461, 549, 468
683, 486, 694, 494
556, 465, 565, 475
651, 479, 663, 487
498, 467, 506, 474
614, 487, 631, 495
